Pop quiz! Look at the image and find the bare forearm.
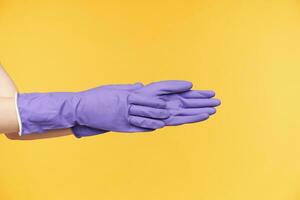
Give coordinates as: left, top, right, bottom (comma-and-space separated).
0, 97, 19, 133
0, 64, 18, 97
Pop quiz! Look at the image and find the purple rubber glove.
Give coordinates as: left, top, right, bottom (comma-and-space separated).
72, 81, 221, 138
16, 81, 193, 136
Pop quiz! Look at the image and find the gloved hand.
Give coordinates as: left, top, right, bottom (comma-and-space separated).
134, 81, 221, 125
16, 81, 193, 135
72, 81, 221, 138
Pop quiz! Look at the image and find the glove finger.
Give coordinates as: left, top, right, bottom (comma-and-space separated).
171, 107, 216, 116
128, 93, 167, 108
129, 105, 170, 119
136, 80, 193, 95
181, 98, 221, 108
164, 113, 209, 126
179, 90, 215, 98
128, 116, 165, 129
101, 82, 144, 90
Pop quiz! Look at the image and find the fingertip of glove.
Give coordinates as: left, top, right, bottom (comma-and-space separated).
133, 82, 144, 88
198, 113, 210, 121
213, 98, 221, 106
207, 90, 216, 97
209, 107, 217, 115
168, 80, 193, 89
178, 80, 193, 88
199, 90, 215, 98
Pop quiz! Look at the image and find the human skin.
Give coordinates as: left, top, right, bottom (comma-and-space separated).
0, 64, 73, 140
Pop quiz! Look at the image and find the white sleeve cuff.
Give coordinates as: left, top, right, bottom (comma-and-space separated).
14, 92, 22, 136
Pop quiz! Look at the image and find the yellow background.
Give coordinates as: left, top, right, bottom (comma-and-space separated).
1, 0, 300, 199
